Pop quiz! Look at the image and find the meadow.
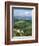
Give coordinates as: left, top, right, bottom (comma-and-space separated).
12, 17, 32, 36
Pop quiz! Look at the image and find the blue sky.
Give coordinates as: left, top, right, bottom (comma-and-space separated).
13, 9, 32, 17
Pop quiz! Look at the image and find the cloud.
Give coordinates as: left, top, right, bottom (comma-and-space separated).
14, 11, 32, 17
25, 12, 29, 15
23, 12, 32, 17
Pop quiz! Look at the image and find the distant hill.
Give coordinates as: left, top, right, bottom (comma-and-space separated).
14, 15, 32, 20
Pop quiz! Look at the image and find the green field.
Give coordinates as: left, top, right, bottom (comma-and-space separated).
12, 19, 32, 36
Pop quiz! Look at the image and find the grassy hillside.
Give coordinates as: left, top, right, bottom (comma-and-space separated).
12, 19, 32, 37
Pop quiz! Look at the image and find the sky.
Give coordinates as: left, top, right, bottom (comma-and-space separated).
13, 8, 32, 17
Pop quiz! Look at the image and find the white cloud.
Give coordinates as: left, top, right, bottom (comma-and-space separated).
14, 11, 31, 17
25, 12, 29, 15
